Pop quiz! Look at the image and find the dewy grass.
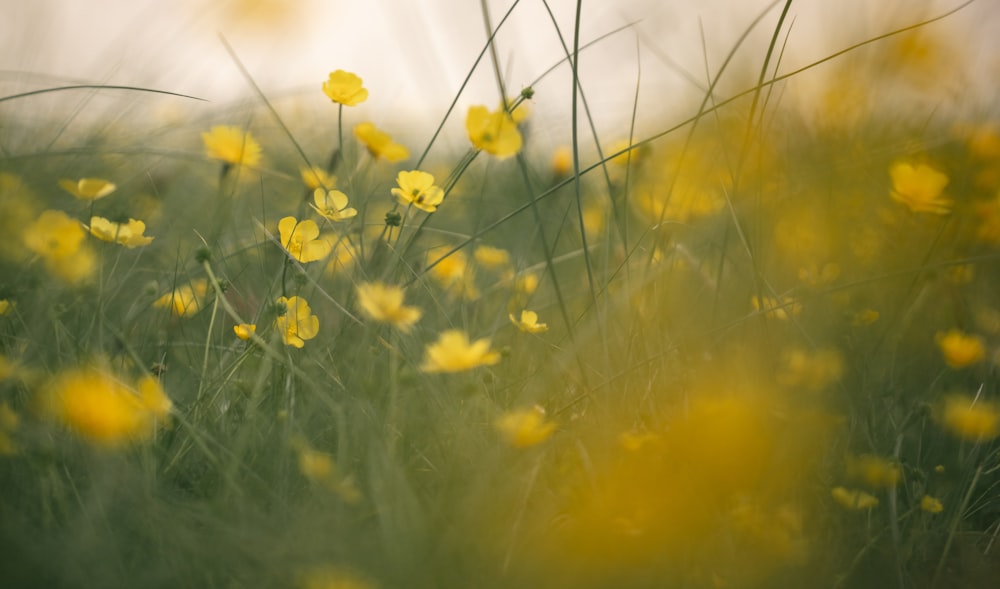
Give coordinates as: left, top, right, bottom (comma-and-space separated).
2, 1, 1000, 588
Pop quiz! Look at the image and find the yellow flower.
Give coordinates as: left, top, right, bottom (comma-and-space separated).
58, 178, 116, 201
847, 454, 901, 489
889, 161, 951, 214
499, 96, 530, 124
300, 166, 336, 191
311, 189, 357, 222
495, 406, 556, 448
921, 495, 944, 514
355, 282, 422, 333
353, 122, 409, 162
473, 245, 510, 270
153, 279, 210, 318
88, 216, 154, 248
0, 402, 19, 455
0, 299, 13, 316
201, 125, 262, 167
465, 105, 522, 159
25, 209, 87, 260
275, 296, 319, 348
23, 209, 95, 284
751, 295, 802, 320
608, 139, 646, 167
298, 566, 375, 589
325, 238, 359, 276
39, 367, 171, 447
938, 394, 1000, 441
935, 329, 986, 368
234, 323, 256, 340
391, 170, 444, 213
551, 145, 573, 177
279, 217, 333, 263
831, 486, 879, 510
322, 70, 368, 106
514, 272, 539, 295
420, 329, 500, 373
426, 248, 479, 300
293, 439, 362, 503
509, 309, 548, 333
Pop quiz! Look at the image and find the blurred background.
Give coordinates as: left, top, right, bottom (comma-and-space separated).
2, 0, 998, 147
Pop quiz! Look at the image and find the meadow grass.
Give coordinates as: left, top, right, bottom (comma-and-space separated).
2, 1, 1000, 588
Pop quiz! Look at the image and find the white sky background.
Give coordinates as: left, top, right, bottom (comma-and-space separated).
2, 0, 998, 154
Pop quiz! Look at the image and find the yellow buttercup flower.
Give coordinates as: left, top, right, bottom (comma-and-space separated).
310, 189, 357, 222
298, 566, 375, 589
24, 209, 96, 284
39, 367, 172, 447
473, 245, 510, 270
201, 125, 262, 167
509, 309, 548, 333
847, 454, 901, 489
275, 296, 319, 348
831, 486, 879, 510
153, 279, 210, 318
935, 329, 986, 369
59, 177, 116, 201
495, 406, 556, 448
0, 299, 14, 316
938, 394, 1000, 441
355, 282, 422, 333
889, 161, 951, 214
751, 295, 802, 320
420, 330, 500, 373
426, 248, 479, 300
354, 122, 409, 162
234, 323, 256, 341
921, 495, 944, 514
88, 216, 154, 248
292, 439, 362, 503
466, 105, 522, 159
322, 70, 368, 106
300, 166, 336, 191
391, 170, 444, 213
279, 217, 332, 263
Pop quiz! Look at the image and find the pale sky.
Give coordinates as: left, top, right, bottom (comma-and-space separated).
2, 0, 996, 150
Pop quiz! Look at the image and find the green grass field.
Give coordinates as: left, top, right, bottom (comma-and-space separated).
2, 2, 1000, 587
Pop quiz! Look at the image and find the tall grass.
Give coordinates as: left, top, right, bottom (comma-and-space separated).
1, 1, 999, 588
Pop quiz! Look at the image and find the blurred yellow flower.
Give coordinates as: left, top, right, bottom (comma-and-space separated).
154, 279, 210, 318
935, 329, 986, 368
921, 495, 944, 514
420, 329, 500, 373
509, 309, 548, 333
831, 486, 879, 510
311, 189, 357, 222
24, 209, 95, 284
473, 245, 510, 270
847, 454, 901, 489
58, 177, 116, 201
751, 295, 802, 320
889, 161, 951, 214
495, 406, 556, 448
300, 166, 336, 191
355, 282, 422, 333
0, 299, 13, 316
39, 368, 171, 447
777, 348, 843, 393
938, 394, 1000, 441
353, 122, 409, 162
514, 272, 539, 295
279, 217, 332, 263
234, 323, 256, 340
275, 296, 319, 348
298, 566, 375, 589
391, 170, 444, 213
293, 440, 362, 503
551, 145, 573, 177
0, 402, 19, 455
426, 248, 479, 300
466, 105, 522, 159
201, 125, 262, 168
88, 216, 154, 248
322, 70, 368, 106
